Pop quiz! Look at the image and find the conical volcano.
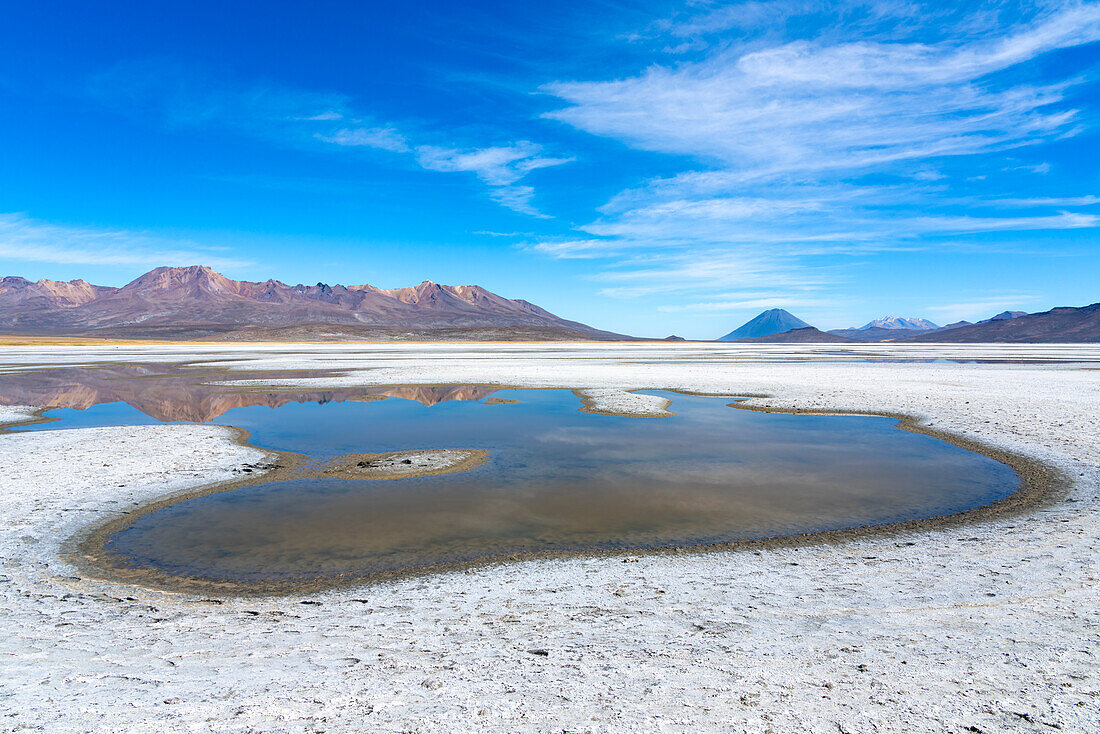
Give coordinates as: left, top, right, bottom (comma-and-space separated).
717, 309, 812, 341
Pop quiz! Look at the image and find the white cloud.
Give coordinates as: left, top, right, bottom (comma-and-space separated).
0, 213, 252, 269
592, 249, 835, 299
660, 1, 816, 38
525, 238, 626, 259
658, 296, 834, 313
925, 294, 1041, 321
910, 211, 1100, 232
301, 111, 343, 121
415, 143, 572, 216
415, 142, 573, 186
525, 177, 1100, 271
473, 230, 532, 237
651, 0, 923, 42
92, 65, 568, 217
488, 186, 552, 218
314, 127, 408, 152
91, 65, 392, 154
545, 6, 1099, 177
531, 3, 1100, 299
987, 195, 1100, 207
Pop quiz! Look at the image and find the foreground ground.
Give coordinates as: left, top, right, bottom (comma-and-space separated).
1, 343, 1098, 733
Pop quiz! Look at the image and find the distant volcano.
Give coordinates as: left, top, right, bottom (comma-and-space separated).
717, 309, 812, 341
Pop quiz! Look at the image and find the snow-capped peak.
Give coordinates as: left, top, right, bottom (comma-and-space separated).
858, 316, 939, 331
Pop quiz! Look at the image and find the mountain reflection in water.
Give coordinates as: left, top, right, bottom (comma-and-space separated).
3, 365, 1023, 590
83, 387, 1019, 589
0, 364, 499, 422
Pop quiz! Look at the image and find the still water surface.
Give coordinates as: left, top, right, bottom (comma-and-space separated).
22, 385, 1019, 585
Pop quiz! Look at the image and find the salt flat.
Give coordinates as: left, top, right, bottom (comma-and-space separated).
1, 343, 1098, 733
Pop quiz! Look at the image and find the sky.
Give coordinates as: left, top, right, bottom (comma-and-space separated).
1, 0, 1098, 338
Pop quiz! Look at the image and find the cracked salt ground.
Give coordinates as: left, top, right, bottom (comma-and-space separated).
0, 345, 1098, 732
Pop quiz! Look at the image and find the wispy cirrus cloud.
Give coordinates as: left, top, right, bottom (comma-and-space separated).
0, 213, 252, 269
546, 6, 1098, 177
983, 195, 1100, 207
527, 238, 627, 259
314, 126, 409, 152
487, 186, 550, 218
925, 293, 1043, 321
415, 142, 572, 186
528, 181, 1098, 262
646, 0, 925, 45
91, 63, 569, 216
591, 248, 837, 299
90, 64, 403, 153
415, 142, 572, 215
534, 2, 1100, 307
657, 295, 837, 313
911, 211, 1100, 232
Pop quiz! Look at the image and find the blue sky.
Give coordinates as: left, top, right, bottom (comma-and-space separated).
1, 0, 1098, 338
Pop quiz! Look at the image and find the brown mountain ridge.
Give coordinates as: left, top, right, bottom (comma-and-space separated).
0, 265, 629, 341
899, 302, 1100, 343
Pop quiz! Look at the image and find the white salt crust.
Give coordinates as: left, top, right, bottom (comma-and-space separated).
0, 344, 1098, 733
575, 388, 674, 416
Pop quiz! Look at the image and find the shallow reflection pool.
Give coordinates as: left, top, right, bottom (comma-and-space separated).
54, 387, 1020, 586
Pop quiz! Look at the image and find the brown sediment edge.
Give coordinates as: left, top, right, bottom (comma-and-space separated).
320, 449, 489, 480
65, 441, 493, 586
1, 406, 60, 431
58, 385, 1068, 598
482, 397, 522, 405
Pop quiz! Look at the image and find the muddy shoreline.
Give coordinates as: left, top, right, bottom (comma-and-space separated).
58, 386, 1067, 598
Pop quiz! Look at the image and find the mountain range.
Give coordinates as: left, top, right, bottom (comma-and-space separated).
828, 316, 941, 342
718, 304, 1100, 343
902, 303, 1100, 343
4, 266, 1095, 343
0, 266, 625, 341
861, 316, 940, 330
827, 310, 1034, 341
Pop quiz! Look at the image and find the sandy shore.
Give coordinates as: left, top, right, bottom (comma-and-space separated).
1, 344, 1098, 732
